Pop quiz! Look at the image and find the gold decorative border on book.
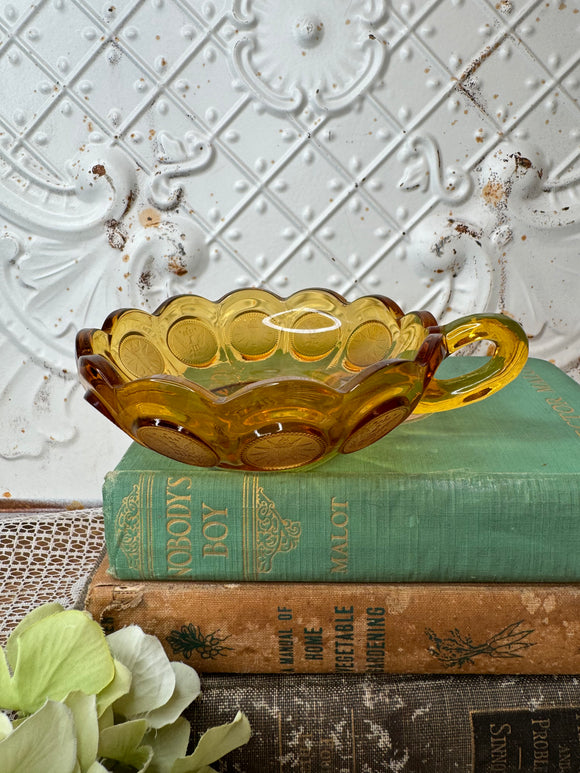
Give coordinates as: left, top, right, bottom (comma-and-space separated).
144, 472, 154, 574
243, 475, 302, 578
115, 480, 142, 573
115, 473, 155, 575
242, 475, 254, 579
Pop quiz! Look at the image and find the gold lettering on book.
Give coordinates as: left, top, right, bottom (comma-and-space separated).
546, 396, 580, 436
523, 368, 580, 439
330, 497, 349, 574
297, 733, 314, 771
531, 718, 550, 770
201, 503, 229, 558
255, 486, 301, 573
522, 369, 555, 394
166, 476, 193, 576
559, 743, 571, 770
116, 481, 142, 572
320, 738, 334, 770
489, 722, 511, 769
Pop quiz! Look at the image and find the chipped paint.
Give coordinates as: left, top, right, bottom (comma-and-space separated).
0, 0, 578, 501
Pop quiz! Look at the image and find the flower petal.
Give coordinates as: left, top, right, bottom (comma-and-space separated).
5, 602, 65, 669
144, 716, 191, 773
0, 700, 78, 773
64, 691, 99, 772
171, 711, 251, 773
96, 659, 132, 717
98, 718, 151, 768
107, 626, 175, 718
0, 712, 12, 741
145, 662, 200, 730
11, 609, 115, 713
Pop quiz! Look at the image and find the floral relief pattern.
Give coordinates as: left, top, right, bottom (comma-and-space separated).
0, 0, 579, 498
229, 0, 389, 114
0, 143, 207, 460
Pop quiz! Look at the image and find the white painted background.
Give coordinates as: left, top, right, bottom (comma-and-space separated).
1, 0, 578, 504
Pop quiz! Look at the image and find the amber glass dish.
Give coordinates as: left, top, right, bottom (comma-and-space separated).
76, 289, 528, 471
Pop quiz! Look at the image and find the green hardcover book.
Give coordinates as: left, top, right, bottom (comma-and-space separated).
102, 357, 580, 582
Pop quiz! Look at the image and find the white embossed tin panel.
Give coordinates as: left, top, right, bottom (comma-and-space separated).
0, 0, 578, 503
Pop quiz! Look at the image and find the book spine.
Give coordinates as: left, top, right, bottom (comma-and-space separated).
86, 574, 580, 674
184, 673, 580, 772
102, 468, 580, 582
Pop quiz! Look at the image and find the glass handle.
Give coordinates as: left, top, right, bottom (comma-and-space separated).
415, 313, 529, 414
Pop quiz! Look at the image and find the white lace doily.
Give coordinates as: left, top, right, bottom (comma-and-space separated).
0, 508, 105, 644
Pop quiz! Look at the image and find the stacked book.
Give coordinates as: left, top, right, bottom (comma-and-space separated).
86, 356, 580, 771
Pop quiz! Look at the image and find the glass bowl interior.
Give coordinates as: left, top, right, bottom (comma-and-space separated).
95, 289, 436, 396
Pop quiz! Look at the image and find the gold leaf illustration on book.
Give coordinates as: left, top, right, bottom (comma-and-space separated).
425, 621, 536, 668
166, 624, 233, 660
255, 486, 302, 573
115, 481, 142, 572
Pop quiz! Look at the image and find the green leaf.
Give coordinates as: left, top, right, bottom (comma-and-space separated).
0, 712, 12, 741
145, 662, 200, 730
64, 691, 99, 772
0, 700, 78, 772
107, 627, 175, 718
98, 717, 151, 768
96, 659, 132, 717
171, 712, 251, 773
144, 716, 191, 773
5, 602, 64, 669
11, 609, 115, 713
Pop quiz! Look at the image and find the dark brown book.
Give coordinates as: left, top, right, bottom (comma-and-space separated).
186, 673, 580, 772
86, 554, 580, 674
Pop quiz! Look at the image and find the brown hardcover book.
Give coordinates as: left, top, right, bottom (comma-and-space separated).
185, 673, 580, 772
86, 555, 580, 674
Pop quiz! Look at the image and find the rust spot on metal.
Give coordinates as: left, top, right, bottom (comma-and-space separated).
122, 188, 135, 218
454, 81, 490, 123
454, 35, 510, 122
511, 152, 532, 171
482, 180, 507, 206
453, 222, 483, 241
91, 164, 106, 177
495, 0, 513, 13
138, 271, 153, 291
139, 208, 161, 228
168, 255, 188, 276
105, 219, 127, 250
459, 36, 505, 82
